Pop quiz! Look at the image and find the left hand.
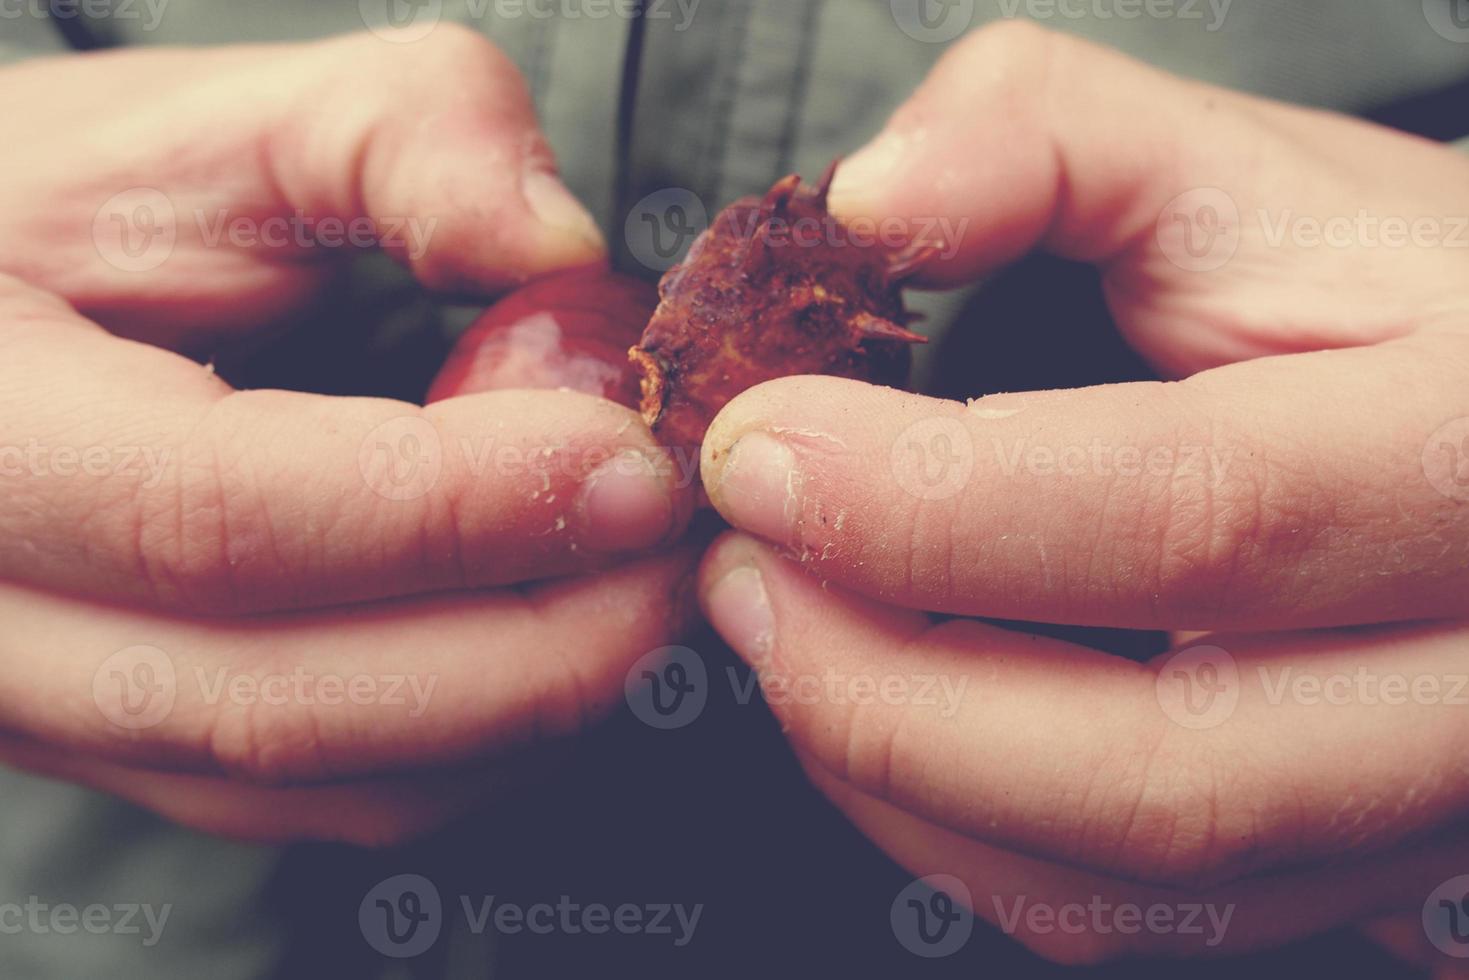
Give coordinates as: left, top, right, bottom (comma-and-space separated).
695, 23, 1469, 965
0, 28, 690, 846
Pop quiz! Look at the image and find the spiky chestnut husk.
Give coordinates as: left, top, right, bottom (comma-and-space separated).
629, 162, 931, 464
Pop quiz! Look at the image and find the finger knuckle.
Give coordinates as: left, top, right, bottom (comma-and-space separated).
1096, 726, 1263, 889
202, 681, 329, 785
366, 21, 517, 84
136, 407, 320, 615
1142, 418, 1325, 623
937, 18, 1067, 106
134, 439, 249, 615
777, 682, 899, 800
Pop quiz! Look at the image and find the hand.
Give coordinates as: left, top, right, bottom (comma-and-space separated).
696, 22, 1469, 964
0, 28, 693, 844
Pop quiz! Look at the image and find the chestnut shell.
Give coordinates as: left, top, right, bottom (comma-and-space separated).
630, 165, 928, 458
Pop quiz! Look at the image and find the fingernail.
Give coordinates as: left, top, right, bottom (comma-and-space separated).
704, 565, 775, 668
829, 130, 910, 213
576, 450, 674, 552
522, 168, 606, 255
708, 432, 799, 545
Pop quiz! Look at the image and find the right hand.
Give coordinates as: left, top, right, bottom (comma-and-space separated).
0, 27, 695, 845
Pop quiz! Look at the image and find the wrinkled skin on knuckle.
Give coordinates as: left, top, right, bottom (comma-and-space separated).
132, 439, 246, 615
199, 680, 331, 786
773, 673, 890, 797
134, 408, 310, 615
1099, 721, 1278, 890
1133, 414, 1318, 626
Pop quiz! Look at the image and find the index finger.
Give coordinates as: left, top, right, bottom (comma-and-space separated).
0, 280, 691, 614
699, 330, 1469, 631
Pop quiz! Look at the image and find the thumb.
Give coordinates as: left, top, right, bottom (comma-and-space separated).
0, 25, 605, 346
275, 26, 607, 290
826, 21, 1466, 288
